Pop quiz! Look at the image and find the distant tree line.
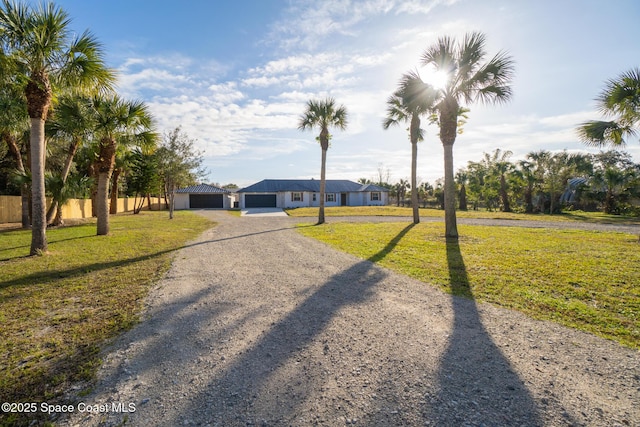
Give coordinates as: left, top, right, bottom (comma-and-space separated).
371, 149, 639, 216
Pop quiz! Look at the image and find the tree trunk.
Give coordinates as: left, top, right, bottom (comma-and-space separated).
439, 98, 459, 239
29, 118, 48, 254
46, 138, 81, 224
524, 186, 533, 213
168, 191, 175, 219
410, 114, 420, 224
500, 174, 511, 212
318, 147, 327, 224
109, 168, 120, 214
96, 171, 111, 235
96, 138, 116, 235
459, 184, 467, 210
443, 143, 458, 238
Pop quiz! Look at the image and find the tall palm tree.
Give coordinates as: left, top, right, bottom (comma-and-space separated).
0, 1, 114, 254
89, 96, 156, 235
578, 67, 640, 147
383, 71, 438, 224
298, 98, 348, 225
421, 32, 515, 238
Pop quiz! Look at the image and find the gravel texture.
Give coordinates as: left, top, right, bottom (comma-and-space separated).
60, 211, 639, 427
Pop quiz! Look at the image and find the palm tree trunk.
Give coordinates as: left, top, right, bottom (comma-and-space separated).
96, 138, 116, 235
410, 114, 420, 224
443, 143, 458, 238
318, 147, 327, 225
500, 174, 511, 212
459, 184, 467, 210
524, 186, 533, 213
29, 118, 47, 254
47, 139, 81, 224
411, 140, 419, 224
96, 171, 111, 235
109, 168, 120, 214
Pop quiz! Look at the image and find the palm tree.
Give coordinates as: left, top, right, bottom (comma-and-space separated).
421, 32, 515, 238
45, 95, 93, 224
455, 169, 468, 211
298, 98, 348, 224
383, 71, 438, 224
89, 96, 156, 235
578, 67, 640, 147
517, 160, 537, 213
0, 1, 114, 254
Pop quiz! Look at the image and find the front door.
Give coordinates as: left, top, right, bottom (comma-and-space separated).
341, 193, 347, 206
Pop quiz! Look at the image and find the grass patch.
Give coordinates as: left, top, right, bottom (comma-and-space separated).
226, 209, 242, 217
0, 211, 212, 426
297, 222, 640, 348
285, 206, 640, 225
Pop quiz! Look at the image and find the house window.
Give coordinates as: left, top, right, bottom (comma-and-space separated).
326, 193, 335, 202
312, 193, 317, 202
291, 192, 303, 202
371, 192, 381, 201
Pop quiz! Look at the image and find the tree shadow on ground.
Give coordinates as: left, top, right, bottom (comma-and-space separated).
163, 226, 421, 425
426, 237, 544, 426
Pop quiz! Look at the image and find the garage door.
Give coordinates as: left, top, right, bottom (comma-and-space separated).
189, 194, 223, 209
245, 194, 277, 208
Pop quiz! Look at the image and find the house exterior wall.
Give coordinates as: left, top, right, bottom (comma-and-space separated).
174, 193, 231, 209
239, 190, 388, 209
174, 193, 190, 209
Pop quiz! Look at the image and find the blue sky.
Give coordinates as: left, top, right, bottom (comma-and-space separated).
50, 0, 640, 187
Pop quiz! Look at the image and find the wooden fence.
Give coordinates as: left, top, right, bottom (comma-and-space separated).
0, 195, 165, 224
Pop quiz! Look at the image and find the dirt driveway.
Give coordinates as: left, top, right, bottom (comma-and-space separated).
62, 211, 638, 426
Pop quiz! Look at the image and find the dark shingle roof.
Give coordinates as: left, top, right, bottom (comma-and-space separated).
176, 184, 230, 194
238, 179, 388, 193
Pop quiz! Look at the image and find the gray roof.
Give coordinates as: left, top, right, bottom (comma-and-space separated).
238, 179, 388, 193
176, 184, 230, 194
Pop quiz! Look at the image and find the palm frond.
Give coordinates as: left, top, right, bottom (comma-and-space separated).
577, 120, 636, 147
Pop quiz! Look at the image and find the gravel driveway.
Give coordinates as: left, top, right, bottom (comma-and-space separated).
62, 211, 639, 426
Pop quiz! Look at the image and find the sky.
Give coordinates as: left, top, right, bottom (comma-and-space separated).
45, 0, 640, 188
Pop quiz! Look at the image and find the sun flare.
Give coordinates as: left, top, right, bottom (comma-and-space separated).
423, 69, 450, 90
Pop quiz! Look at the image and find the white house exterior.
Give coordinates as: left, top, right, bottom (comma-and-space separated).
237, 179, 389, 209
174, 184, 232, 209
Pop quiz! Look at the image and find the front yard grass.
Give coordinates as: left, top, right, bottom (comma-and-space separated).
0, 211, 212, 426
286, 206, 640, 225
298, 222, 640, 348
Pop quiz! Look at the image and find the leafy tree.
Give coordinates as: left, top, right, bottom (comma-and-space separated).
156, 127, 205, 219
421, 32, 515, 238
578, 68, 640, 147
0, 1, 114, 254
383, 71, 438, 223
298, 98, 348, 224
126, 148, 159, 214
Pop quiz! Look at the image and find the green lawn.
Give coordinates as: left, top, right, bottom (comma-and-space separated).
298, 222, 640, 348
0, 211, 212, 426
286, 205, 640, 224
